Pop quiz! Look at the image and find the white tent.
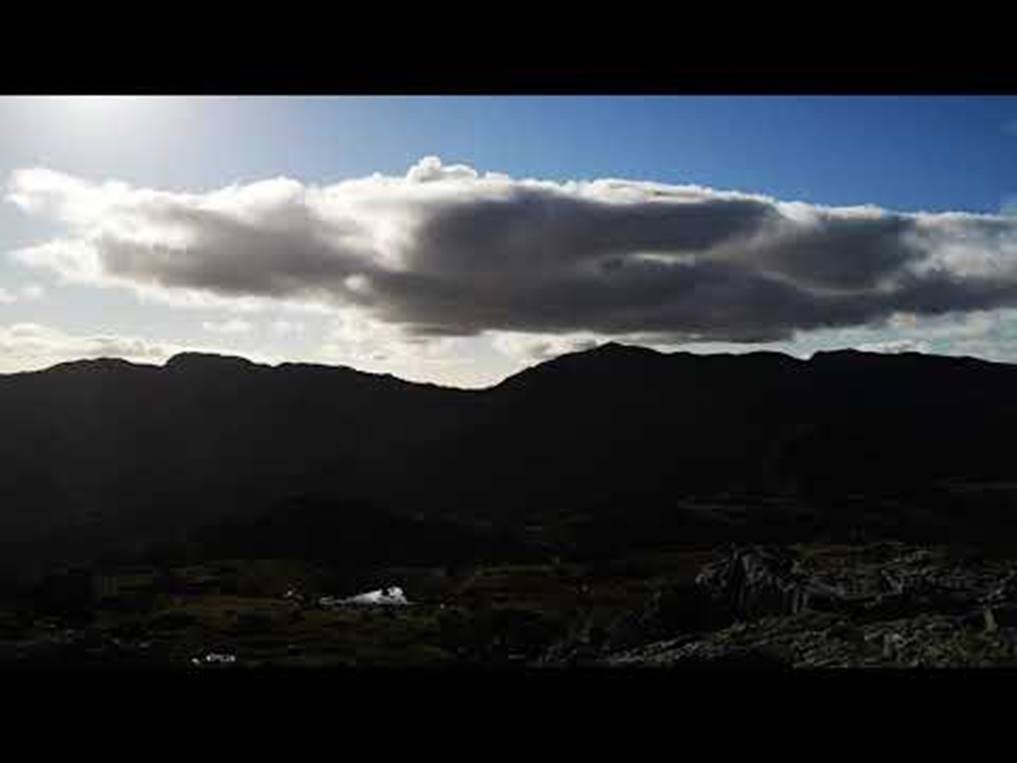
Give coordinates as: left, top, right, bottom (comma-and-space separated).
317, 586, 410, 609
346, 586, 409, 605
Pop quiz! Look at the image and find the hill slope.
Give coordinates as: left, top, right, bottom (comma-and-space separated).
3, 345, 1017, 568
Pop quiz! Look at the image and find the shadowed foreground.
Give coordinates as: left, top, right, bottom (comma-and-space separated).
5, 345, 1017, 667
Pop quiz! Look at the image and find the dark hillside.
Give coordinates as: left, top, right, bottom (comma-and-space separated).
4, 345, 1017, 572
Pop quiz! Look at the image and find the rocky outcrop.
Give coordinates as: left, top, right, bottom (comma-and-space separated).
584, 543, 1017, 668
694, 546, 816, 620
539, 579, 732, 665
601, 581, 730, 652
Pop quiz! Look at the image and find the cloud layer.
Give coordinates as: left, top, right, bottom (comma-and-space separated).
10, 157, 1017, 344
0, 323, 172, 372
0, 322, 285, 374
0, 283, 45, 304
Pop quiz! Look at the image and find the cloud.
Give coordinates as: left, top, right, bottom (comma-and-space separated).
0, 284, 45, 303
492, 331, 602, 362
855, 339, 931, 354
0, 323, 174, 372
311, 308, 509, 387
271, 319, 305, 336
887, 309, 997, 338
202, 318, 253, 335
10, 156, 1017, 345
20, 283, 45, 300
320, 309, 460, 365
0, 323, 284, 374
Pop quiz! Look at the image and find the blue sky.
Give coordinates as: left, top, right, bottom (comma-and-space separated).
4, 96, 1017, 386
6, 97, 1017, 210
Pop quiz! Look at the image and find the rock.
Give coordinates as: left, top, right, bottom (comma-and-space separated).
805, 587, 849, 614
984, 607, 998, 633
984, 604, 1017, 630
540, 618, 611, 666
553, 544, 1017, 669
858, 592, 916, 621
985, 571, 1017, 605
695, 546, 812, 621
605, 635, 790, 669
882, 632, 906, 660
603, 581, 731, 652
670, 648, 790, 670
543, 577, 738, 664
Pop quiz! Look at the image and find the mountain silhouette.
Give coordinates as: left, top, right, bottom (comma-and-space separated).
3, 344, 1017, 571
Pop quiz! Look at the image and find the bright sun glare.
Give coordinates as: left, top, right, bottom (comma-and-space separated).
43, 95, 179, 136
58, 95, 142, 112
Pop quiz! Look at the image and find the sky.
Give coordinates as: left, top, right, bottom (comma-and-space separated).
4, 95, 1017, 387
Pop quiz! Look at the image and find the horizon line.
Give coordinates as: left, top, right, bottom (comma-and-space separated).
0, 342, 1001, 392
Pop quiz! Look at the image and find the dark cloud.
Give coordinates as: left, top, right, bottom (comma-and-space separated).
751, 215, 923, 290
406, 189, 776, 277
10, 157, 1017, 343
96, 203, 371, 301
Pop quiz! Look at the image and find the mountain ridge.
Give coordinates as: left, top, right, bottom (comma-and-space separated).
6, 342, 1016, 391
4, 342, 1017, 573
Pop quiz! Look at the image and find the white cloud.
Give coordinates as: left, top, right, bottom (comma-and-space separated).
0, 322, 286, 375
271, 319, 305, 336
855, 339, 931, 354
405, 155, 479, 183
0, 323, 173, 372
202, 318, 254, 335
320, 309, 458, 364
20, 283, 45, 300
0, 284, 45, 304
886, 309, 997, 338
491, 331, 601, 362
10, 156, 1017, 348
